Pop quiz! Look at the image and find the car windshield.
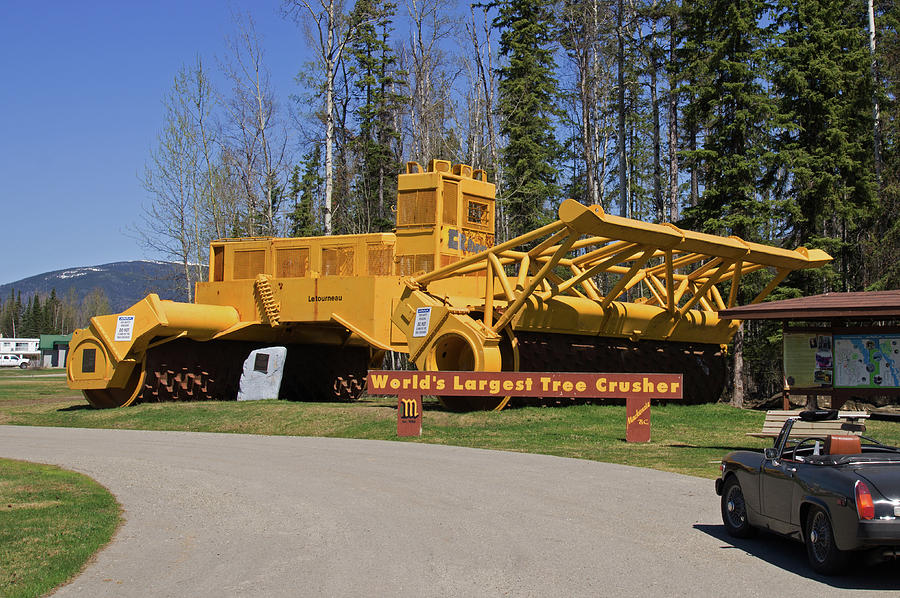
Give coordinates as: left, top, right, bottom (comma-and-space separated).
775, 420, 900, 462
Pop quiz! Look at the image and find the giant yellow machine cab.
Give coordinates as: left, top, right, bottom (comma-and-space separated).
68, 159, 831, 410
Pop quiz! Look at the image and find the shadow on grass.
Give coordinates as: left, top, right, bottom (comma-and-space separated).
665, 443, 767, 452
694, 524, 900, 589
57, 404, 94, 412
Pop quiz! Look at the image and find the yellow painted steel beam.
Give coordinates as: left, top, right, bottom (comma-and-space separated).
528, 228, 572, 258
727, 261, 744, 308
750, 269, 791, 305
601, 247, 656, 309
678, 261, 732, 316
516, 254, 531, 291
569, 265, 603, 301
492, 233, 577, 332
560, 199, 831, 272
553, 245, 646, 298
665, 249, 675, 313
645, 274, 668, 307
488, 252, 516, 302
485, 261, 494, 328
710, 285, 726, 311
541, 270, 587, 299
413, 220, 566, 286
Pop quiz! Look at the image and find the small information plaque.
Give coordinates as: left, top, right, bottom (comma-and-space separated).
412, 307, 432, 338
114, 315, 135, 342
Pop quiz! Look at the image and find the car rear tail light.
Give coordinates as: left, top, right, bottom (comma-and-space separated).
855, 480, 875, 520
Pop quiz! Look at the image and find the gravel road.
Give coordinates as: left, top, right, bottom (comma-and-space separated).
0, 425, 897, 597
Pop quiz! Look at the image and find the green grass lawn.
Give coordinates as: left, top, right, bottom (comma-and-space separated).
3, 367, 899, 480
0, 458, 120, 598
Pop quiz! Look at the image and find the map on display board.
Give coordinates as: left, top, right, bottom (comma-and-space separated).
834, 334, 900, 388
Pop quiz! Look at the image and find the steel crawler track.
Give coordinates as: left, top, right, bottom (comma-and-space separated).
138, 339, 369, 404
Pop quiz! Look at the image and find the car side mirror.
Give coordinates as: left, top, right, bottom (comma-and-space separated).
764, 448, 778, 460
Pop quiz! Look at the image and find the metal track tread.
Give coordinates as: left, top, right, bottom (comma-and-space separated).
513, 332, 725, 406
138, 339, 370, 404
279, 345, 368, 402
141, 339, 252, 403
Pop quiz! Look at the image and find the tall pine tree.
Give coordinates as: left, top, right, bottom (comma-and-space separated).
772, 0, 877, 293
288, 147, 325, 237
495, 0, 562, 239
681, 0, 776, 241
349, 0, 405, 232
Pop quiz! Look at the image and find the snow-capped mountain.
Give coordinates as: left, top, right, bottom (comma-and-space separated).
0, 261, 206, 312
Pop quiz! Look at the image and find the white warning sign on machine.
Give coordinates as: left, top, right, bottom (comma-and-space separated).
412, 307, 432, 338
114, 315, 135, 342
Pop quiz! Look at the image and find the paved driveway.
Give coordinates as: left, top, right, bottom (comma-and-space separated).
0, 426, 897, 597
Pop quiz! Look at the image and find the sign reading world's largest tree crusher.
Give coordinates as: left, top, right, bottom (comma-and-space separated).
365, 370, 683, 442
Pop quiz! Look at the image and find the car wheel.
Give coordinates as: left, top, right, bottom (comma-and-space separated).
19, 362, 27, 369
805, 506, 850, 575
721, 476, 755, 538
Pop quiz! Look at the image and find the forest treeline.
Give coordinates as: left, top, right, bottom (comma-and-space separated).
0, 289, 111, 339
136, 0, 900, 402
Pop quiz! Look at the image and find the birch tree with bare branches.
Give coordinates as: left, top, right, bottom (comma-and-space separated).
560, 0, 615, 208
139, 67, 202, 301
402, 0, 457, 163
464, 5, 505, 236
221, 13, 289, 236
283, 0, 367, 235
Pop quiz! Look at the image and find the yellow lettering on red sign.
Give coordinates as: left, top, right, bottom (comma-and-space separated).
627, 401, 651, 425
400, 398, 419, 418
367, 371, 682, 399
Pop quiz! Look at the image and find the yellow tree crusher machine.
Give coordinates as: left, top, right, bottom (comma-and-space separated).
67, 160, 831, 410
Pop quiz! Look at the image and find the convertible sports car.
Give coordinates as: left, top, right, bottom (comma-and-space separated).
715, 410, 900, 574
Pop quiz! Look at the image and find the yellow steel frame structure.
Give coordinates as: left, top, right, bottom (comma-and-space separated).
403, 200, 831, 339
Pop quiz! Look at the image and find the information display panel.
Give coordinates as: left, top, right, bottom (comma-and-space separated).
834, 334, 900, 389
783, 332, 832, 388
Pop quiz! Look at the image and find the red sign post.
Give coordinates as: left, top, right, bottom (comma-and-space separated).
626, 398, 651, 442
396, 392, 422, 437
365, 371, 683, 442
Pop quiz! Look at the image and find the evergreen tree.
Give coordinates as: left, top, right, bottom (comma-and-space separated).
0, 290, 15, 337
349, 0, 406, 232
681, 0, 776, 241
288, 147, 326, 237
865, 0, 900, 289
677, 0, 715, 209
772, 0, 877, 293
44, 289, 60, 334
495, 0, 563, 239
24, 295, 42, 337
19, 295, 32, 338
13, 292, 22, 337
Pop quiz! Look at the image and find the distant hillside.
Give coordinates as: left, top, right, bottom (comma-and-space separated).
0, 261, 206, 312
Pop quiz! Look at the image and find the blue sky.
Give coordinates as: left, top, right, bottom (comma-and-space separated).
0, 1, 306, 284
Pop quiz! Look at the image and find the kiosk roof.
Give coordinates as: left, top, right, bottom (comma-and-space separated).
718, 290, 900, 320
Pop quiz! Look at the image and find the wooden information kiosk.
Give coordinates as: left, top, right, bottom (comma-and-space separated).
719, 290, 900, 410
